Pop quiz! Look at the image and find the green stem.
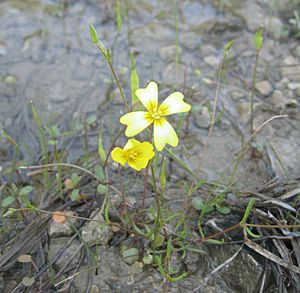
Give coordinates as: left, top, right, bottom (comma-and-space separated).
172, 0, 179, 73
108, 61, 130, 111
31, 103, 50, 188
151, 164, 161, 255
250, 50, 260, 136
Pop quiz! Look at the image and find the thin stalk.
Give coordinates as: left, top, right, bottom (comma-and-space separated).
50, 128, 63, 198
142, 164, 150, 209
31, 103, 50, 188
53, 143, 63, 198
172, 0, 180, 73
150, 164, 161, 255
107, 61, 130, 111
250, 49, 260, 136
141, 126, 153, 208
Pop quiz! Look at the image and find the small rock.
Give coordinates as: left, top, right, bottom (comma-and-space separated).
162, 63, 185, 84
196, 106, 211, 128
200, 44, 217, 56
280, 64, 300, 82
3, 75, 17, 86
0, 43, 7, 56
204, 56, 219, 67
49, 211, 77, 237
159, 45, 181, 62
294, 46, 300, 58
81, 211, 113, 246
181, 32, 200, 50
271, 90, 299, 109
48, 237, 81, 271
256, 80, 273, 96
237, 3, 283, 39
236, 102, 250, 124
287, 82, 300, 90
275, 77, 289, 90
282, 56, 299, 66
230, 91, 245, 100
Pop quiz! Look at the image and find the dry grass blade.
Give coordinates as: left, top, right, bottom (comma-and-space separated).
0, 214, 50, 271
245, 239, 300, 275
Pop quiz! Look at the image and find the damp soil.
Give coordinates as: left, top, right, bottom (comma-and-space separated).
1, 0, 300, 292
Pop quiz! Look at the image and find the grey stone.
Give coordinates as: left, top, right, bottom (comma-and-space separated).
287, 82, 300, 90
49, 211, 77, 237
271, 90, 299, 109
276, 77, 289, 90
230, 90, 245, 100
48, 237, 81, 271
159, 45, 181, 62
196, 106, 212, 128
204, 55, 219, 67
280, 65, 300, 82
181, 32, 200, 50
81, 211, 113, 246
282, 56, 299, 66
162, 63, 185, 84
256, 80, 273, 96
237, 3, 283, 39
236, 102, 250, 123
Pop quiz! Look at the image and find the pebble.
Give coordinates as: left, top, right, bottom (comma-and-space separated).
49, 211, 77, 237
204, 56, 219, 67
81, 211, 113, 246
236, 102, 250, 124
196, 106, 211, 128
181, 32, 200, 50
230, 91, 245, 100
162, 63, 185, 84
271, 90, 299, 109
282, 56, 299, 66
276, 77, 289, 90
280, 65, 300, 82
48, 237, 81, 271
256, 80, 273, 96
287, 82, 300, 90
159, 45, 181, 62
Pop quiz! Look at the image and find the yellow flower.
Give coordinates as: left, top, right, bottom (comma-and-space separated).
120, 81, 191, 151
111, 139, 155, 171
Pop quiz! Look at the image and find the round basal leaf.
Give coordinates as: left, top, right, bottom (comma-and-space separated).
48, 139, 57, 145
122, 247, 139, 265
20, 186, 33, 195
217, 206, 231, 215
95, 164, 105, 181
18, 254, 32, 263
71, 189, 80, 201
142, 253, 153, 265
192, 197, 204, 211
97, 184, 106, 194
2, 196, 15, 207
155, 234, 164, 247
71, 173, 80, 185
22, 276, 35, 287
86, 115, 97, 125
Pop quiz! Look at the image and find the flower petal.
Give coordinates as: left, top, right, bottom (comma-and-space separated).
136, 142, 155, 160
128, 157, 149, 171
123, 139, 139, 150
135, 81, 158, 112
111, 147, 127, 166
120, 111, 152, 137
153, 118, 178, 151
158, 91, 191, 116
